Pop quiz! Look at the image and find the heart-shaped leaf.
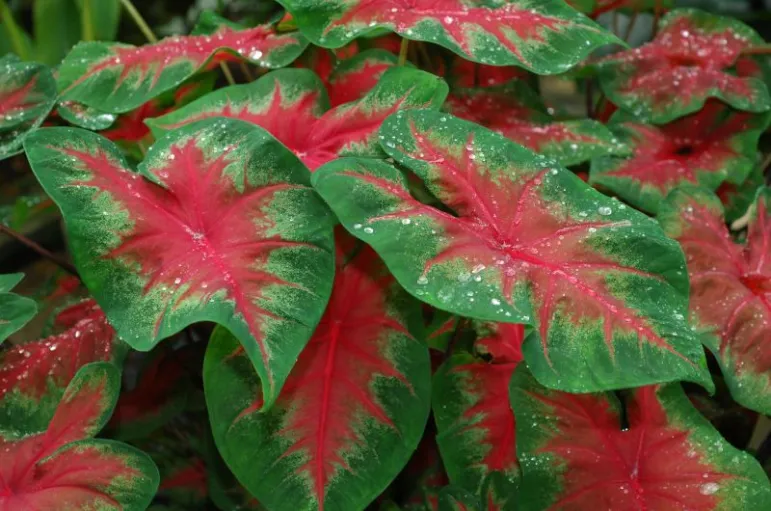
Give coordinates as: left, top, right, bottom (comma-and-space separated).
591, 101, 770, 213
433, 322, 523, 510
0, 299, 125, 430
510, 367, 771, 510
659, 186, 771, 415
277, 0, 620, 72
205, 235, 431, 510
23, 118, 336, 410
0, 363, 159, 510
57, 12, 308, 114
0, 54, 56, 159
313, 110, 711, 393
148, 67, 448, 170
596, 8, 771, 123
445, 82, 628, 166
0, 273, 37, 344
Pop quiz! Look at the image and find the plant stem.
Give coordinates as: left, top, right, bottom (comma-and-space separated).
586, 80, 595, 119
219, 62, 236, 86
239, 62, 255, 82
0, 0, 30, 60
653, 0, 662, 36
119, 0, 157, 43
81, 0, 95, 41
623, 12, 639, 43
741, 45, 771, 56
748, 415, 771, 453
398, 38, 410, 66
0, 224, 79, 276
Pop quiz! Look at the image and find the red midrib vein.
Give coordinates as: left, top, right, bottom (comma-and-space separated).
315, 320, 342, 510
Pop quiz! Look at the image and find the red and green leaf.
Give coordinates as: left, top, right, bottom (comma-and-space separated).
717, 164, 765, 224
0, 273, 37, 344
204, 235, 431, 511
0, 54, 56, 159
277, 0, 620, 72
56, 12, 308, 114
23, 118, 336, 411
57, 100, 118, 131
0, 363, 159, 510
596, 8, 771, 123
659, 186, 771, 415
590, 101, 770, 213
433, 322, 523, 510
148, 67, 448, 170
313, 110, 712, 394
326, 49, 399, 107
510, 367, 771, 510
0, 299, 124, 431
445, 82, 628, 167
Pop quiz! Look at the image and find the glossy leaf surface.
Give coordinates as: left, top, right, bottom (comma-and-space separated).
205, 237, 430, 511
148, 67, 447, 170
57, 13, 308, 113
0, 273, 37, 344
24, 119, 336, 410
445, 82, 628, 166
510, 367, 771, 510
591, 102, 770, 213
433, 322, 523, 510
0, 299, 124, 431
314, 110, 711, 393
278, 0, 620, 71
0, 363, 159, 510
659, 187, 771, 414
0, 55, 56, 159
596, 8, 771, 123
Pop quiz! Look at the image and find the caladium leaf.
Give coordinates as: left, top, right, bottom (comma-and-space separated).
23, 119, 336, 410
0, 273, 37, 344
205, 237, 431, 511
277, 0, 620, 72
596, 8, 771, 123
510, 367, 771, 511
56, 12, 308, 114
148, 67, 448, 170
0, 363, 160, 510
313, 110, 712, 394
433, 322, 523, 510
0, 54, 56, 159
326, 49, 399, 107
590, 101, 770, 214
445, 82, 628, 167
659, 186, 771, 415
0, 299, 124, 431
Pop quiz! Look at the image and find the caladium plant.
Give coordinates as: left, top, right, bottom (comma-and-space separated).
510, 367, 771, 510
445, 81, 628, 167
147, 66, 448, 170
595, 8, 771, 123
23, 118, 337, 410
313, 110, 711, 394
591, 101, 771, 213
0, 54, 56, 159
3, 0, 771, 509
0, 362, 159, 510
659, 186, 771, 416
205, 233, 431, 510
277, 0, 621, 72
57, 12, 308, 114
